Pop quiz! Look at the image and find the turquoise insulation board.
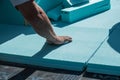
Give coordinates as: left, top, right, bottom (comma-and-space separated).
61, 0, 110, 23
35, 0, 63, 12
0, 0, 24, 25
0, 24, 108, 71
0, 0, 62, 25
86, 0, 120, 76
47, 5, 63, 21
63, 0, 89, 8
87, 23, 120, 76
0, 0, 119, 74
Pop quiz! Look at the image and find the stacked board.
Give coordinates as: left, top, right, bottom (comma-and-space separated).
1, 0, 120, 76
0, 0, 62, 25
61, 0, 110, 22
63, 0, 89, 8
0, 24, 108, 71
86, 0, 120, 76
87, 23, 120, 76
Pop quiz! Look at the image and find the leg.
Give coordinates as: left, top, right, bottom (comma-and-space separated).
16, 1, 72, 45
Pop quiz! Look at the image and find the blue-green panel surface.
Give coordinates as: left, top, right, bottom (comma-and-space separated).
61, 0, 110, 23
47, 4, 63, 21
63, 0, 89, 8
86, 0, 120, 76
0, 0, 62, 25
87, 22, 120, 76
0, 0, 24, 25
0, 0, 119, 74
0, 23, 108, 71
35, 0, 63, 12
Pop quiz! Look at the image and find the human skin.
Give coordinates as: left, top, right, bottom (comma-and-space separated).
16, 1, 72, 45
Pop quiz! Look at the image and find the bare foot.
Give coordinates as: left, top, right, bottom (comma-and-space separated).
47, 36, 72, 45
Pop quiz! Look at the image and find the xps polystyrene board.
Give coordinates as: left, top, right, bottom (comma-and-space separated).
70, 0, 120, 30
0, 24, 108, 71
87, 22, 120, 76
63, 0, 89, 8
47, 5, 63, 21
35, 0, 62, 12
61, 0, 110, 23
0, 0, 24, 25
0, 0, 62, 25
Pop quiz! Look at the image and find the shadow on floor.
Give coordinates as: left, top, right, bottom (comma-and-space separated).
5, 67, 120, 80
84, 72, 120, 80
107, 22, 120, 53
51, 9, 109, 28
0, 24, 35, 44
7, 66, 82, 80
8, 68, 35, 80
33, 42, 68, 58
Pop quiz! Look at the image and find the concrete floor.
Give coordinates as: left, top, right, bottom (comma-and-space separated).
0, 64, 120, 80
